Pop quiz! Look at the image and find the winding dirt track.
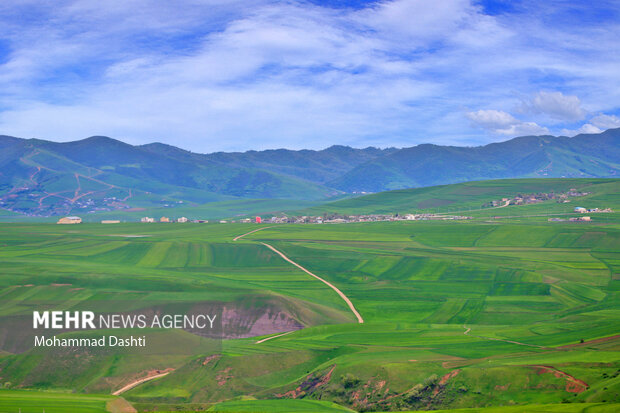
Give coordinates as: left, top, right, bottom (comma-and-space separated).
112, 370, 173, 395
463, 325, 546, 348
232, 226, 275, 241
261, 242, 364, 323
255, 330, 294, 344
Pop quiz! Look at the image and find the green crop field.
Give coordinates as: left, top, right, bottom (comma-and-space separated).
0, 179, 618, 413
0, 390, 119, 413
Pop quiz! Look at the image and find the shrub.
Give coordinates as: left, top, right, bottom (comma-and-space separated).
341, 373, 361, 389
423, 374, 439, 388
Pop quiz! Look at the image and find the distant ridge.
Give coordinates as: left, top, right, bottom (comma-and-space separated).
0, 128, 618, 216
329, 129, 620, 192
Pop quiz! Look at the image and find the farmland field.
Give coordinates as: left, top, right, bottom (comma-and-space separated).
0, 179, 619, 412
0, 390, 118, 413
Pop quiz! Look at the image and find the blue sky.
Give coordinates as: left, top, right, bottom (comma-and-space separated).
0, 0, 619, 152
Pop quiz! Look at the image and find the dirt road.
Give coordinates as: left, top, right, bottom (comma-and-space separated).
463, 325, 546, 348
112, 370, 173, 395
233, 226, 275, 241
255, 330, 294, 344
261, 242, 364, 323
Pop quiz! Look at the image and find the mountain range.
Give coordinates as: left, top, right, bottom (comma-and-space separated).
0, 128, 618, 216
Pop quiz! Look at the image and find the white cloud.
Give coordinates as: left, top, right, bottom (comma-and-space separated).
355, 0, 472, 46
466, 109, 548, 136
560, 113, 620, 136
495, 122, 549, 136
466, 110, 517, 129
561, 123, 602, 136
0, 1, 619, 151
589, 114, 620, 130
520, 91, 586, 121
578, 124, 603, 134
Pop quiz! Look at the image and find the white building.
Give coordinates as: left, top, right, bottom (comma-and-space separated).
57, 216, 82, 224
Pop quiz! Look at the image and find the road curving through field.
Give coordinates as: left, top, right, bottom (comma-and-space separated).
255, 330, 295, 344
232, 226, 275, 241
463, 325, 547, 348
112, 370, 174, 396
261, 242, 364, 323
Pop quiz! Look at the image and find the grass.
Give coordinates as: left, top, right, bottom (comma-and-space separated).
0, 178, 618, 412
392, 403, 620, 412
0, 389, 115, 413
207, 398, 356, 412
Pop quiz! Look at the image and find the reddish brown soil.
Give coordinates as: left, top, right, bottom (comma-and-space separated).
276, 365, 336, 398
439, 369, 461, 385
216, 367, 233, 386
202, 354, 221, 366
531, 365, 588, 393
433, 369, 461, 396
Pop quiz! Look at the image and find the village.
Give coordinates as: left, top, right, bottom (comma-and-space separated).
547, 205, 614, 222
56, 213, 475, 225
56, 186, 614, 225
57, 204, 614, 225
482, 188, 592, 208
137, 212, 475, 224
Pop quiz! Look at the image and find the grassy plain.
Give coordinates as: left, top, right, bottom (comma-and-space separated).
0, 178, 618, 412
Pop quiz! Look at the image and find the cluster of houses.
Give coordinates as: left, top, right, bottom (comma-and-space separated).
573, 207, 613, 213
57, 216, 197, 224
549, 216, 592, 222
57, 212, 476, 225
266, 213, 472, 224
547, 206, 613, 223
484, 189, 591, 208
141, 216, 195, 223
139, 214, 473, 224
141, 216, 263, 224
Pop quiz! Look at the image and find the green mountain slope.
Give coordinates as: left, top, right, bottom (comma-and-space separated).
0, 129, 618, 217
329, 129, 620, 192
0, 136, 339, 216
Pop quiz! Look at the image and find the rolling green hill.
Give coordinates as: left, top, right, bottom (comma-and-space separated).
299, 178, 620, 217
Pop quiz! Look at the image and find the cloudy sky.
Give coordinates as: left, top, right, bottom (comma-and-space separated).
0, 0, 619, 152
